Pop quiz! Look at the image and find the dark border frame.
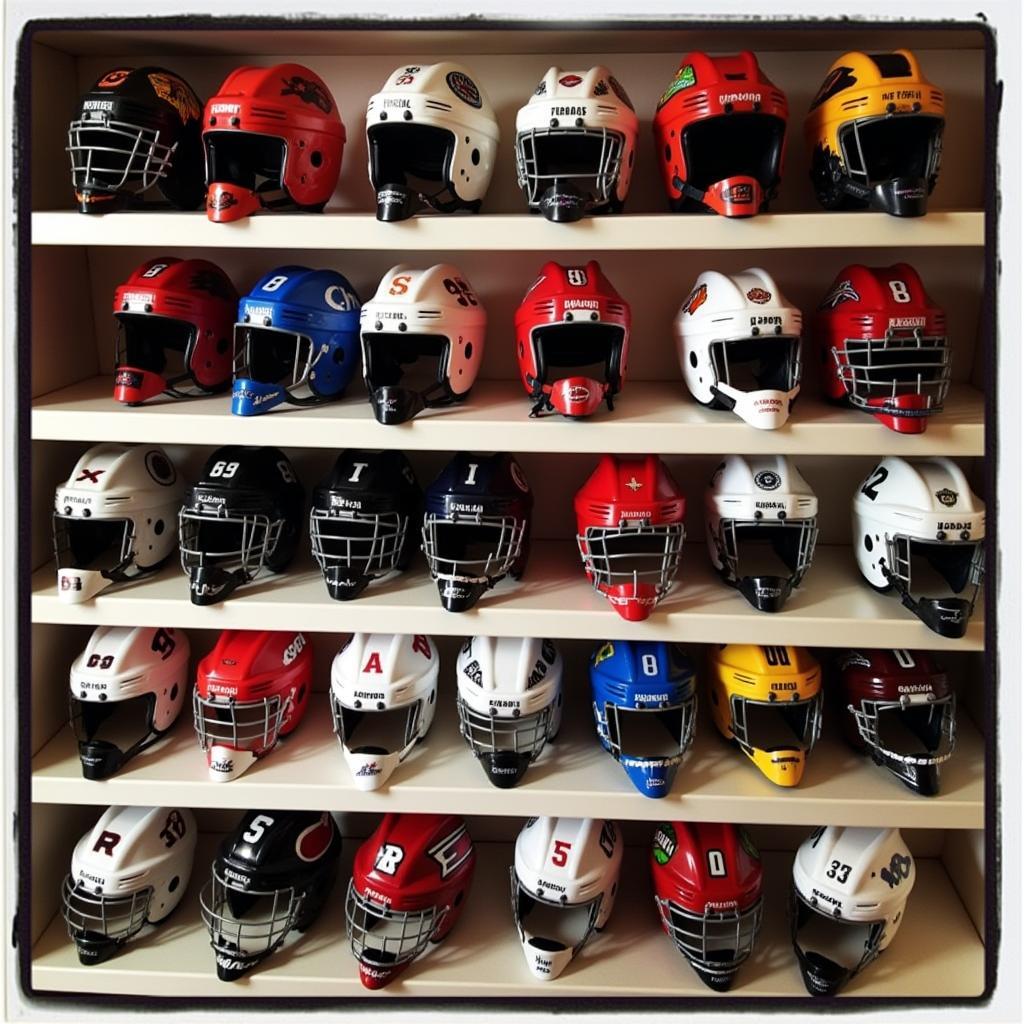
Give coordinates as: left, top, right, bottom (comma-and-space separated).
12, 12, 1000, 1013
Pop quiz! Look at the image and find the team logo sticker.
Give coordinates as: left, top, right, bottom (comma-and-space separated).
754, 470, 781, 491
658, 63, 696, 108
593, 642, 615, 666
295, 813, 335, 862
280, 75, 333, 113
593, 79, 609, 96
722, 182, 754, 205
148, 72, 201, 123
145, 449, 177, 486
559, 73, 583, 88
935, 488, 958, 507
683, 283, 708, 316
652, 823, 677, 865
97, 69, 131, 89
609, 76, 634, 110
510, 459, 530, 493
820, 279, 860, 309
446, 70, 481, 109
207, 190, 240, 213
746, 287, 772, 304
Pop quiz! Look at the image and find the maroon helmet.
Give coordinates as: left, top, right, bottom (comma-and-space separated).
837, 649, 956, 796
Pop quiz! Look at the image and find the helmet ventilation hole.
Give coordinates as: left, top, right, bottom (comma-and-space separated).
310, 151, 323, 167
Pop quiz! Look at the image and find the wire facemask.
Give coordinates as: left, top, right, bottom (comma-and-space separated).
193, 688, 292, 782
178, 504, 284, 605
310, 506, 409, 600
457, 698, 555, 788
709, 333, 802, 423
62, 875, 153, 965
730, 691, 823, 756
833, 327, 951, 421
712, 515, 819, 612
656, 894, 763, 989
422, 512, 527, 612
329, 692, 425, 788
516, 127, 625, 222
598, 693, 697, 767
881, 534, 984, 638
67, 114, 176, 211
346, 879, 446, 972
838, 115, 943, 216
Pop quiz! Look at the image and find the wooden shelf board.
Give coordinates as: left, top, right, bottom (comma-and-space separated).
32, 378, 985, 458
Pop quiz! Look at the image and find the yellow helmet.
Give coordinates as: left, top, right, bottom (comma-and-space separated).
708, 644, 822, 787
804, 50, 944, 217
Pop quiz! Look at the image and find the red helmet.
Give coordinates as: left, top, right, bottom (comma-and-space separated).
575, 455, 686, 622
651, 821, 764, 991
112, 256, 238, 404
193, 630, 312, 783
346, 813, 476, 989
837, 649, 956, 796
653, 52, 788, 217
203, 63, 344, 222
814, 263, 950, 434
514, 260, 631, 418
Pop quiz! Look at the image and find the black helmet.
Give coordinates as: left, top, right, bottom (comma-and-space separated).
67, 66, 205, 214
178, 445, 305, 605
200, 810, 341, 981
310, 449, 423, 601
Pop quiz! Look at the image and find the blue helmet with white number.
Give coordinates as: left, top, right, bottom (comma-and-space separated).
589, 640, 697, 798
232, 266, 361, 416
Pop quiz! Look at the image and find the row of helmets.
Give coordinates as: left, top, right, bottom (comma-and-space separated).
69, 626, 957, 799
68, 50, 945, 222
62, 807, 917, 996
53, 443, 985, 636
111, 254, 951, 435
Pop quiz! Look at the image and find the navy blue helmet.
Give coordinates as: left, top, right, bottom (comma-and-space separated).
422, 452, 532, 612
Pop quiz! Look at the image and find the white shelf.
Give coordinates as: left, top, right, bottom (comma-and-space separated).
30, 210, 985, 251
32, 377, 985, 457
30, 544, 985, 650
31, 692, 986, 829
30, 841, 984, 999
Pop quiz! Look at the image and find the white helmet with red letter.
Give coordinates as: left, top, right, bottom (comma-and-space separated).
329, 633, 440, 789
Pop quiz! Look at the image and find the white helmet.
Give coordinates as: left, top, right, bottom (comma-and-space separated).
852, 456, 985, 638
69, 626, 190, 780
62, 805, 197, 965
510, 817, 623, 981
360, 264, 486, 424
675, 269, 802, 429
53, 443, 180, 602
330, 633, 439, 789
366, 61, 499, 221
791, 826, 915, 996
706, 455, 819, 612
515, 66, 639, 222
455, 636, 563, 789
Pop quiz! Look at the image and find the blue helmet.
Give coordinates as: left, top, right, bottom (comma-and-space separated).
589, 640, 697, 798
232, 266, 361, 416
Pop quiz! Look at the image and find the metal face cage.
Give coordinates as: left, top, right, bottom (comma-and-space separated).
310, 507, 409, 579
849, 693, 957, 767
729, 692, 823, 753
884, 534, 984, 600
509, 868, 602, 955
598, 694, 697, 762
422, 513, 526, 585
192, 689, 290, 756
345, 880, 444, 967
67, 115, 176, 196
716, 517, 819, 586
577, 522, 685, 598
178, 506, 283, 581
515, 126, 624, 207
709, 335, 802, 395
330, 694, 423, 756
656, 895, 763, 975
62, 876, 153, 943
457, 699, 554, 762
838, 114, 944, 187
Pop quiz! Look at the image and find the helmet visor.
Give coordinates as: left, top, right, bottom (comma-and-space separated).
116, 313, 195, 384
510, 869, 602, 956
234, 324, 315, 396
367, 122, 460, 212
577, 523, 684, 597
346, 879, 442, 967
200, 866, 300, 961
710, 335, 801, 395
657, 896, 763, 974
178, 507, 281, 578
532, 322, 625, 389
53, 514, 134, 575
363, 332, 452, 399
67, 115, 175, 196
332, 698, 423, 760
310, 507, 408, 577
193, 689, 287, 756
730, 693, 822, 754
205, 131, 285, 193
62, 875, 153, 943
516, 127, 624, 207
681, 113, 785, 192
839, 115, 943, 185
423, 513, 526, 585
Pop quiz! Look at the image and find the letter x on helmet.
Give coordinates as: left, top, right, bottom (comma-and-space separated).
346, 813, 476, 989
67, 66, 205, 214
589, 641, 697, 798
193, 629, 312, 783
232, 265, 361, 416
705, 455, 819, 613
653, 52, 788, 217
708, 644, 822, 787
309, 449, 422, 601
422, 452, 533, 612
53, 443, 180, 604
515, 66, 639, 222
514, 260, 630, 418
200, 810, 341, 981
815, 263, 950, 434
791, 826, 915, 995
113, 256, 238, 404
852, 456, 984, 638
63, 806, 196, 965
651, 821, 764, 991
456, 635, 563, 789
366, 62, 499, 222
204, 63, 344, 222
69, 626, 189, 780
805, 50, 944, 217
178, 445, 305, 605
575, 455, 686, 622
360, 264, 486, 424
837, 649, 956, 797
